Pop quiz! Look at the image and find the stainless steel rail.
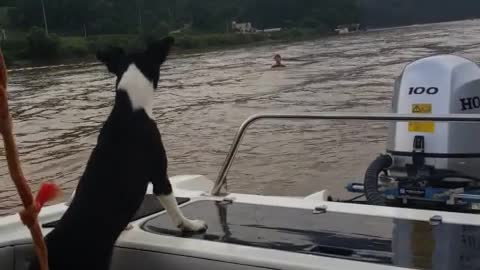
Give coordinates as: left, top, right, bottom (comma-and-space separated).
211, 112, 480, 196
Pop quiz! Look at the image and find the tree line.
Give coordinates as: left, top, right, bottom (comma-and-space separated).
6, 0, 360, 36
4, 0, 480, 36
3, 0, 480, 64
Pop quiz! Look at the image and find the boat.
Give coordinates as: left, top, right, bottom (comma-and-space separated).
1, 55, 480, 270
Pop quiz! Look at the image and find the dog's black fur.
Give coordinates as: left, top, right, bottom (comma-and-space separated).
29, 37, 179, 270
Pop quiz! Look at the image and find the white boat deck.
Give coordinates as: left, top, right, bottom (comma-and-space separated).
1, 175, 479, 270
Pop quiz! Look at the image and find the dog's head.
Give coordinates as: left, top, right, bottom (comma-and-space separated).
96, 36, 174, 90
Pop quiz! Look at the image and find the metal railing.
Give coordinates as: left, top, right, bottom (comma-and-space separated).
210, 112, 480, 195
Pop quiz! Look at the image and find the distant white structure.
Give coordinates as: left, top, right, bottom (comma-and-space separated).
169, 23, 191, 34
0, 29, 6, 41
335, 24, 361, 34
231, 21, 282, 34
261, 28, 282, 33
335, 27, 349, 34
232, 21, 255, 33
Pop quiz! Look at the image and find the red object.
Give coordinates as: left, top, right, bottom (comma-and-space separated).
20, 182, 61, 229
36, 182, 61, 208
0, 48, 50, 270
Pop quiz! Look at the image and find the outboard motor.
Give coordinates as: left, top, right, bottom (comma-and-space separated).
355, 55, 480, 211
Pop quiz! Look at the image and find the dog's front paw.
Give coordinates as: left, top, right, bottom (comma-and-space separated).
179, 219, 208, 232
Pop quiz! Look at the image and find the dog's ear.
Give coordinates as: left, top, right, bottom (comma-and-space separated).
96, 46, 126, 74
146, 37, 175, 65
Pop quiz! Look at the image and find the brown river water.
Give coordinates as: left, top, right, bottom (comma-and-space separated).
2, 20, 480, 216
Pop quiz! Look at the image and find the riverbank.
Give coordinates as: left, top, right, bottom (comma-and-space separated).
1, 28, 332, 68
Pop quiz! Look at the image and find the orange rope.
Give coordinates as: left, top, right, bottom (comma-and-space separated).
0, 49, 49, 270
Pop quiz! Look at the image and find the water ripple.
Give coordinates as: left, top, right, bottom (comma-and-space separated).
2, 20, 480, 215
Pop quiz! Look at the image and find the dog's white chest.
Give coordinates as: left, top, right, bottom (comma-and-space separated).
118, 64, 154, 118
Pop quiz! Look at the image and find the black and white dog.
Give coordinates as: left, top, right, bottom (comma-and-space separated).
30, 37, 207, 270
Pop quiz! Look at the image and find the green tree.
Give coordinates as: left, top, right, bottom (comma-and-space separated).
9, 0, 364, 34
26, 26, 60, 58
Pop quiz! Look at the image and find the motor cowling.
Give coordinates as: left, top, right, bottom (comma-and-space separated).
387, 55, 480, 179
